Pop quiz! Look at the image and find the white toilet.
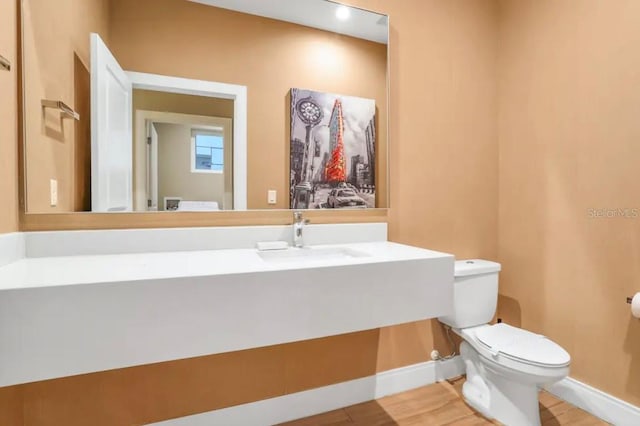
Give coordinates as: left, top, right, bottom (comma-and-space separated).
438, 259, 570, 426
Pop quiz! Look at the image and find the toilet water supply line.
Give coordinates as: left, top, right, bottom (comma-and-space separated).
430, 324, 458, 362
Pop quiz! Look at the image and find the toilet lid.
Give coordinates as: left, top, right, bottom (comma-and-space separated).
476, 323, 570, 367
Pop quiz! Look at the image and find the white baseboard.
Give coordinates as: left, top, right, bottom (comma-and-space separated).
374, 355, 465, 399
546, 377, 640, 426
149, 356, 640, 426
149, 356, 465, 426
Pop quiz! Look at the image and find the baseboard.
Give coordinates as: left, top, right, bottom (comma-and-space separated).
546, 377, 640, 426
373, 355, 465, 399
149, 356, 465, 426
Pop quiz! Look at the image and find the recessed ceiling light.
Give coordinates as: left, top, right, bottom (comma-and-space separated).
336, 5, 351, 21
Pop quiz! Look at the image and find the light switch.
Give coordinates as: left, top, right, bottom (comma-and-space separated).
50, 179, 58, 207
268, 190, 277, 205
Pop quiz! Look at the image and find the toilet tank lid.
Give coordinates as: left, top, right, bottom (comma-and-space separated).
455, 259, 501, 277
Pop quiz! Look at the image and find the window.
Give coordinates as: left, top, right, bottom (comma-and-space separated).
191, 130, 224, 173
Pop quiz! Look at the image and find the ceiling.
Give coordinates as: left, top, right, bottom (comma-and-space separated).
188, 0, 388, 44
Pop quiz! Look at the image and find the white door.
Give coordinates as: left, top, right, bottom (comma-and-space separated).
90, 33, 133, 212
148, 122, 159, 211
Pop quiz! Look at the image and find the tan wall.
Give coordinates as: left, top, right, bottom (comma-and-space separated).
133, 89, 234, 119
7, 0, 640, 422
497, 0, 640, 406
108, 0, 388, 210
0, 0, 19, 234
22, 0, 110, 213
364, 0, 500, 371
156, 123, 225, 210
1, 0, 499, 423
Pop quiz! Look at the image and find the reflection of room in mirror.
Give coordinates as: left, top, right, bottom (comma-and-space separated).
132, 90, 234, 212
21, 0, 388, 214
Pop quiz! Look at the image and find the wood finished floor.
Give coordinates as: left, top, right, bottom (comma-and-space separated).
279, 378, 609, 426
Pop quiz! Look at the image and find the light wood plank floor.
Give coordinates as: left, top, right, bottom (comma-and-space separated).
280, 378, 609, 425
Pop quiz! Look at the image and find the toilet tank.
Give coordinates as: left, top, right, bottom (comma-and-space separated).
438, 259, 502, 329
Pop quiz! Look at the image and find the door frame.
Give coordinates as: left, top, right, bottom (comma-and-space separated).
126, 71, 248, 210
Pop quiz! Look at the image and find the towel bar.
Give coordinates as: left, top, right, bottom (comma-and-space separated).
41, 100, 80, 121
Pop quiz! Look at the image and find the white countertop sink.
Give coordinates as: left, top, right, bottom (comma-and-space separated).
0, 241, 454, 387
0, 242, 446, 289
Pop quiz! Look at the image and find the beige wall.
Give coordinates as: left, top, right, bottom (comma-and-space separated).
133, 89, 234, 119
108, 0, 388, 210
497, 0, 640, 406
4, 0, 639, 422
1, 1, 500, 423
22, 0, 110, 213
0, 0, 19, 234
156, 123, 225, 210
363, 0, 500, 372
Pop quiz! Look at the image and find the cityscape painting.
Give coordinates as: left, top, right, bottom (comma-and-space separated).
290, 88, 376, 210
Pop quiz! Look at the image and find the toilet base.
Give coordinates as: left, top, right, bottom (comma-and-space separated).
460, 341, 542, 426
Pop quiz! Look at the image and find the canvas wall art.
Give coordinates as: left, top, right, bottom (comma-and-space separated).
290, 88, 376, 209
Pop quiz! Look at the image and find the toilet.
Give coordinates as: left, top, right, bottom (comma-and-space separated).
438, 260, 570, 426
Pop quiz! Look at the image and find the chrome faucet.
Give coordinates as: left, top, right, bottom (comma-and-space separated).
293, 211, 310, 248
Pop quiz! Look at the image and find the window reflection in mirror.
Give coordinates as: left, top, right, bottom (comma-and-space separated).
193, 131, 224, 173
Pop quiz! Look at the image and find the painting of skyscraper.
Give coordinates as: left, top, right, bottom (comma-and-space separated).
290, 88, 376, 210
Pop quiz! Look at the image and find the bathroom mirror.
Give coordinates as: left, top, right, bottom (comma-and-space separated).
21, 0, 389, 215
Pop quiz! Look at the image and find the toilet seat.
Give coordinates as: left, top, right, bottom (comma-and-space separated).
475, 323, 570, 368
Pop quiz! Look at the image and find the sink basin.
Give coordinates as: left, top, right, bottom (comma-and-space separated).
258, 246, 370, 263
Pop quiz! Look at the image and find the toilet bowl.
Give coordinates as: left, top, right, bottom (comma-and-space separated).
438, 260, 570, 426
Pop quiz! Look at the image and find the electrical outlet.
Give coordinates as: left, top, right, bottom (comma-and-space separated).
267, 190, 277, 205
50, 179, 58, 207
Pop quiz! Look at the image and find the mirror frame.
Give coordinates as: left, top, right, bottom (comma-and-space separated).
17, 0, 390, 231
